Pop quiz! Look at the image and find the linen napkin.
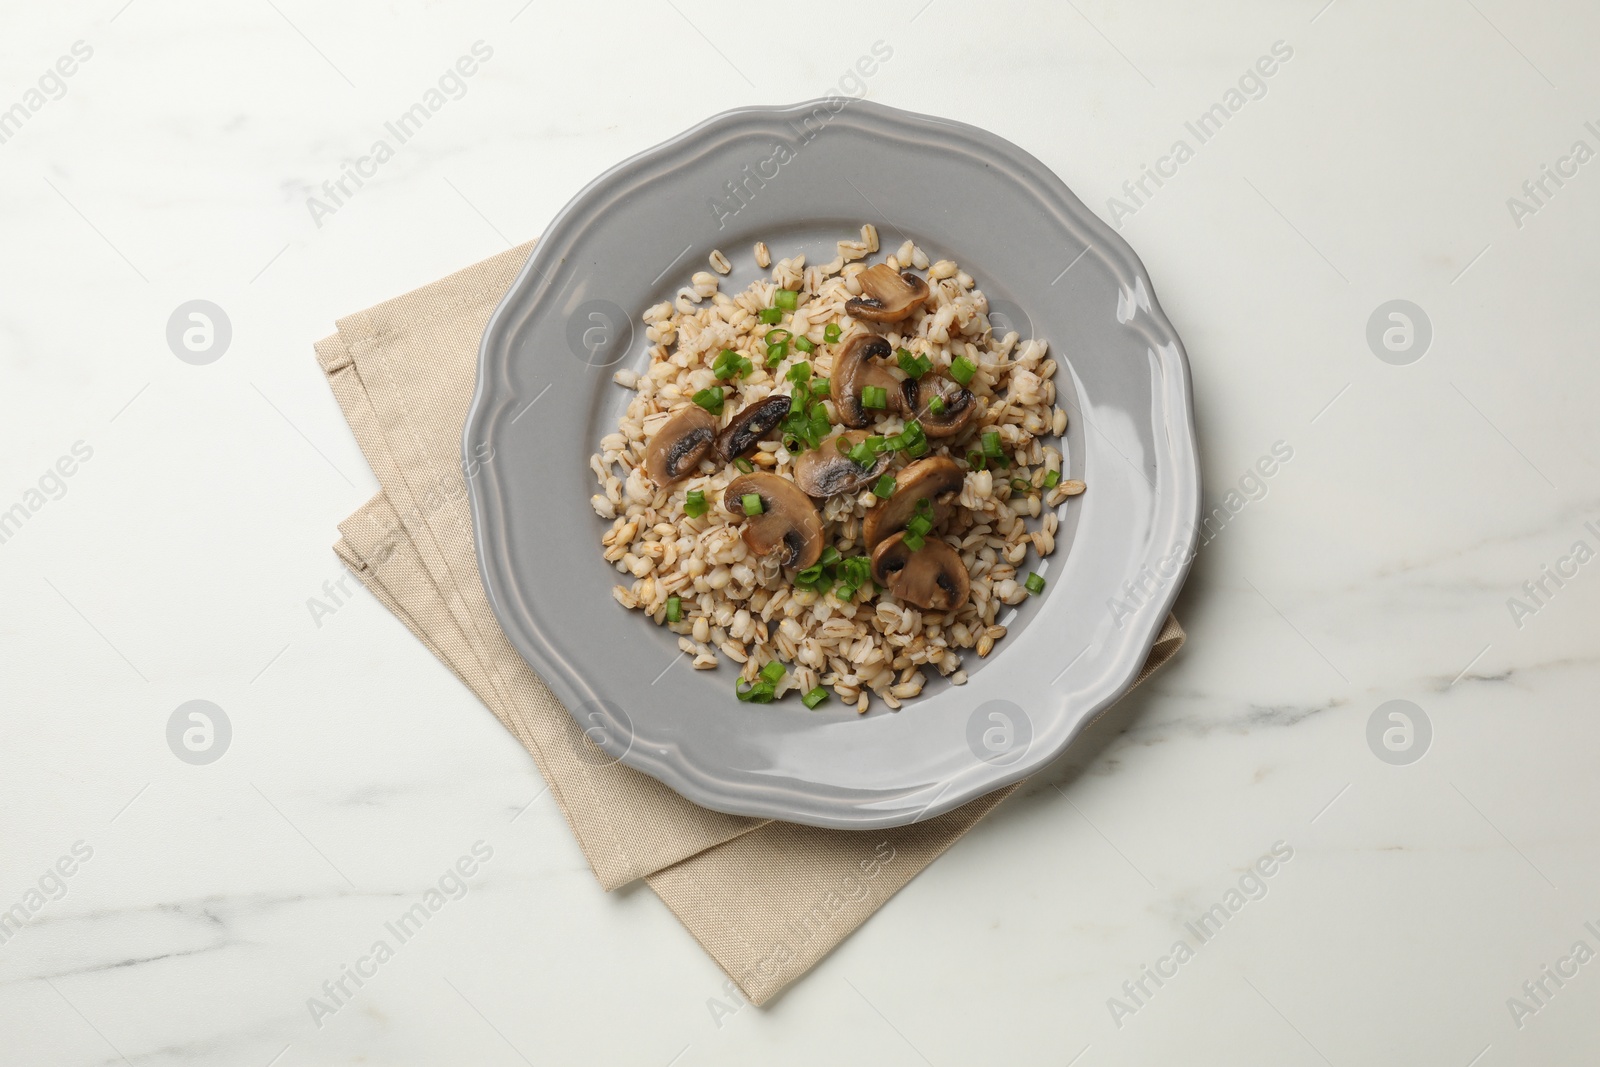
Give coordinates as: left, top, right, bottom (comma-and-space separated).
317, 243, 1186, 1004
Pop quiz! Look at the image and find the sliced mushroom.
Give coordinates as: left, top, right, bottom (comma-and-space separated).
793, 430, 891, 498
871, 532, 970, 611
901, 376, 977, 438
723, 471, 824, 569
846, 263, 931, 323
830, 333, 901, 428
716, 395, 790, 461
861, 455, 965, 548
645, 405, 718, 486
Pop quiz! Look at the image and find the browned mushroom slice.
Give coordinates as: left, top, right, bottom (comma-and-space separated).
716, 395, 791, 461
861, 455, 964, 548
723, 471, 824, 569
845, 263, 931, 323
901, 376, 977, 438
830, 333, 901, 429
793, 430, 891, 498
645, 405, 718, 486
870, 532, 970, 611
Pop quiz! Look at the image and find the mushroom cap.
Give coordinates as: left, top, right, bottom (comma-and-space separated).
723, 471, 824, 569
645, 405, 718, 486
830, 333, 899, 429
793, 430, 892, 498
861, 455, 965, 548
845, 264, 932, 324
904, 377, 977, 438
716, 395, 791, 461
870, 532, 971, 611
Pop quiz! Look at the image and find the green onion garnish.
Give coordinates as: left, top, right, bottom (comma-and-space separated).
906, 512, 933, 538
782, 433, 804, 453
711, 349, 751, 379
901, 530, 926, 551
847, 441, 876, 468
794, 335, 815, 353
802, 686, 829, 709
819, 546, 841, 568
950, 355, 977, 385
742, 493, 763, 516
928, 395, 946, 416
758, 307, 783, 325
824, 323, 841, 343
982, 430, 1003, 458
1025, 572, 1046, 595
896, 348, 931, 378
765, 328, 791, 345
734, 457, 754, 473
873, 473, 895, 499
1012, 477, 1031, 492
683, 489, 707, 518
766, 341, 787, 367
1044, 470, 1061, 488
760, 659, 785, 684
775, 289, 799, 311
862, 385, 888, 410
967, 450, 987, 470
665, 596, 682, 623
736, 678, 775, 703
692, 386, 725, 415
787, 361, 812, 384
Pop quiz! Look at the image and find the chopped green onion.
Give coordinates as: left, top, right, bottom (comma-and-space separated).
884, 431, 906, 452
775, 289, 799, 311
710, 348, 751, 379
782, 433, 804, 453
950, 355, 977, 385
914, 497, 933, 516
896, 348, 931, 378
967, 450, 987, 470
1025, 572, 1046, 595
848, 441, 876, 468
1044, 470, 1061, 488
797, 563, 824, 585
862, 385, 888, 410
906, 512, 933, 538
901, 530, 926, 552
824, 323, 841, 343
808, 404, 830, 441
982, 430, 1003, 458
819, 546, 841, 567
787, 361, 812, 384
873, 473, 896, 499
866, 435, 887, 453
736, 678, 775, 703
802, 686, 829, 709
765, 328, 792, 345
766, 341, 787, 367
734, 457, 754, 474
906, 439, 929, 458
928, 395, 946, 416
683, 489, 708, 518
794, 335, 815, 353
665, 596, 682, 623
1012, 477, 1031, 492
760, 659, 785, 684
692, 386, 725, 415
812, 377, 830, 394
742, 493, 763, 516
758, 307, 783, 325
836, 436, 852, 455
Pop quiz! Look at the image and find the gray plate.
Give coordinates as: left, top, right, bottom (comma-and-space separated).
465, 99, 1200, 830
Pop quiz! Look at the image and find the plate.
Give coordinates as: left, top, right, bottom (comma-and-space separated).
464, 99, 1199, 829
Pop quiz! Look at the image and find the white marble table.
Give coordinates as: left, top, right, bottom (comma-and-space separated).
3, 1, 1597, 1063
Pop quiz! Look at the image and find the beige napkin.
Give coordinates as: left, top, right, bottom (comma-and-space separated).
317, 243, 1186, 1005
